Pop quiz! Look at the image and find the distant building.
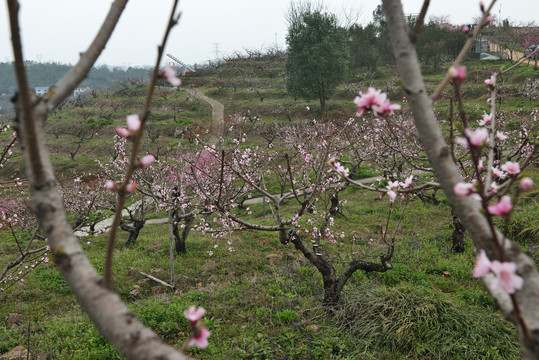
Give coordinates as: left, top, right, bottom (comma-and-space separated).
35, 87, 49, 96
73, 87, 90, 97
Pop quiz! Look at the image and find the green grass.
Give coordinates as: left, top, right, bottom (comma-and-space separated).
2, 55, 538, 359
1, 185, 531, 359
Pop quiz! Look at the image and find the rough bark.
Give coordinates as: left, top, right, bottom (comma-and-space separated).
8, 0, 192, 358
382, 1, 539, 357
450, 209, 466, 253
289, 231, 391, 306
121, 218, 145, 247
172, 213, 194, 254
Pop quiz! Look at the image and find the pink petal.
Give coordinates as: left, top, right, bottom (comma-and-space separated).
139, 155, 155, 168
520, 177, 533, 191
126, 114, 141, 132
125, 181, 137, 193
188, 327, 210, 348
184, 306, 206, 323
472, 249, 491, 278
115, 127, 131, 138
489, 261, 524, 294
105, 180, 118, 191
453, 182, 474, 196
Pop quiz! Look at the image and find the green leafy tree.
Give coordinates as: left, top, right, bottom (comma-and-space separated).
285, 7, 349, 114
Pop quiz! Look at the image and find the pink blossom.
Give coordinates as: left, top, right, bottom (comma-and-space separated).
188, 327, 210, 348
330, 160, 349, 177
490, 181, 499, 194
115, 127, 131, 138
470, 193, 482, 201
479, 1, 485, 12
478, 113, 491, 126
488, 196, 512, 217
161, 64, 181, 86
401, 175, 413, 188
372, 99, 401, 116
472, 249, 491, 278
501, 161, 520, 175
453, 182, 475, 196
484, 75, 495, 86
184, 306, 206, 325
492, 166, 507, 179
139, 155, 155, 168
478, 160, 485, 172
116, 114, 141, 139
306, 106, 310, 111
449, 65, 466, 84
354, 87, 387, 116
464, 127, 488, 147
462, 25, 470, 34
126, 114, 141, 132
495, 131, 507, 141
485, 16, 495, 25
387, 181, 399, 190
125, 181, 137, 193
387, 190, 397, 202
489, 261, 524, 294
105, 180, 118, 191
520, 177, 533, 191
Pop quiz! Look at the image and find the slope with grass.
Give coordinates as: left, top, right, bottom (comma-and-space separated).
1, 52, 538, 359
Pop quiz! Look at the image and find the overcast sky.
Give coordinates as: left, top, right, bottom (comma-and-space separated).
1, 0, 538, 68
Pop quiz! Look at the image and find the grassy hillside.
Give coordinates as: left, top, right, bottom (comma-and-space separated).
1, 51, 538, 359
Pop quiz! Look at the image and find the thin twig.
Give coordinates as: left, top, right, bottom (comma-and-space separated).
430, 0, 497, 101
411, 0, 430, 43
104, 0, 180, 288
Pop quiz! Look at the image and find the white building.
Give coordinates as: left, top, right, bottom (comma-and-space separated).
35, 87, 49, 96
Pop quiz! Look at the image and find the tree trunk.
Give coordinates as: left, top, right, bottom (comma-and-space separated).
173, 214, 194, 254
319, 96, 326, 115
329, 192, 340, 215
382, 2, 539, 356
121, 219, 145, 247
450, 209, 466, 253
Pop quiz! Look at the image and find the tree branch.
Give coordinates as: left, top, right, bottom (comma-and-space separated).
8, 0, 193, 358
382, 1, 539, 357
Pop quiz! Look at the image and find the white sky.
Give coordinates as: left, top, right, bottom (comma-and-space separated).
1, 0, 538, 68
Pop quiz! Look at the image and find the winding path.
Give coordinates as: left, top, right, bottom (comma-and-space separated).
186, 88, 224, 145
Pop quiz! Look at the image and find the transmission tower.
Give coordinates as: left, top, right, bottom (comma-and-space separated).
165, 53, 195, 75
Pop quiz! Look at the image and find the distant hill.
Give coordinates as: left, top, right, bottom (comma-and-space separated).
0, 61, 151, 96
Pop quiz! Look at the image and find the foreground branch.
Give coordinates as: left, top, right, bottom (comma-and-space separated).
8, 0, 192, 358
382, 0, 539, 357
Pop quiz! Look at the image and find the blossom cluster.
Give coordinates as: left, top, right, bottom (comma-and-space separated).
327, 158, 349, 177
354, 87, 401, 116
473, 250, 523, 294
385, 175, 413, 202
183, 306, 210, 348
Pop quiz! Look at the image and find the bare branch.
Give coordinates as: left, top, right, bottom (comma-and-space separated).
8, 0, 193, 358
411, 0, 430, 43
383, 0, 539, 357
430, 0, 498, 101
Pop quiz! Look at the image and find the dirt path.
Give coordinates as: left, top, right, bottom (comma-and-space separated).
186, 88, 224, 145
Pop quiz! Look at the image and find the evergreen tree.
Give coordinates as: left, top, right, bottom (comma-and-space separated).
285, 8, 349, 114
